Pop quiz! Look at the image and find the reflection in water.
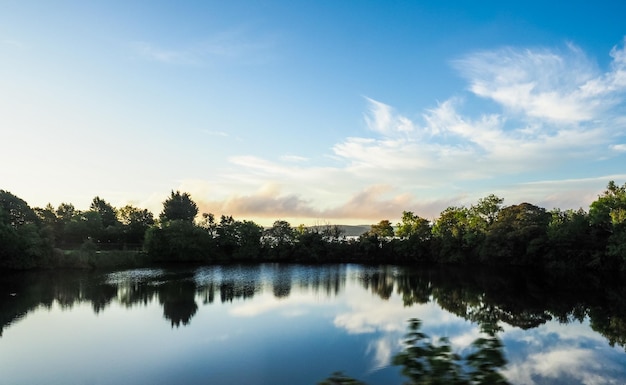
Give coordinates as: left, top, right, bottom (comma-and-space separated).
2, 265, 626, 346
393, 319, 508, 385
0, 265, 625, 384
160, 279, 198, 327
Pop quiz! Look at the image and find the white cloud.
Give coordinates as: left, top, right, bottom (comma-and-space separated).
503, 348, 618, 385
176, 39, 626, 224
454, 41, 626, 123
229, 291, 327, 317
610, 144, 626, 152
364, 97, 415, 136
280, 155, 309, 162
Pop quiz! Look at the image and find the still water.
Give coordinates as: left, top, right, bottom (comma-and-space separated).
1, 264, 625, 385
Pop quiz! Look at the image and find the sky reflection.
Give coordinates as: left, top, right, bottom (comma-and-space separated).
0, 264, 625, 385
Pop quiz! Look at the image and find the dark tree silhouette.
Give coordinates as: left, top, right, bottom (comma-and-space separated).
159, 191, 198, 223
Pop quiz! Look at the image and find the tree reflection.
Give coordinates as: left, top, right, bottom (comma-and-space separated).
320, 318, 509, 385
272, 265, 292, 298
159, 280, 198, 328
356, 266, 626, 351
2, 264, 626, 351
359, 267, 395, 300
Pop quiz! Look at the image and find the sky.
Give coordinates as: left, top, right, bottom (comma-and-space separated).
2, 1, 626, 226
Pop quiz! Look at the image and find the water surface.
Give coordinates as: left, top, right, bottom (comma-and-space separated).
1, 264, 625, 384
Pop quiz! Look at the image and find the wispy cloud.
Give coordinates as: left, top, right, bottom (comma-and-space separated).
131, 41, 199, 65
130, 27, 276, 65
454, 39, 626, 123
610, 144, 626, 152
364, 97, 416, 136
503, 348, 617, 385
192, 182, 454, 222
177, 38, 626, 224
280, 154, 308, 163
201, 129, 229, 137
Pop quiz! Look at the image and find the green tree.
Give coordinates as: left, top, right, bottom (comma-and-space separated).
263, 220, 296, 259
118, 205, 155, 245
90, 197, 119, 228
589, 181, 626, 269
88, 196, 122, 243
395, 211, 432, 262
396, 211, 431, 241
144, 220, 213, 262
469, 194, 504, 229
546, 208, 597, 268
0, 190, 52, 269
159, 191, 199, 224
54, 203, 78, 246
432, 206, 471, 263
233, 220, 263, 260
481, 203, 550, 265
199, 212, 217, 236
216, 215, 238, 257
368, 219, 394, 237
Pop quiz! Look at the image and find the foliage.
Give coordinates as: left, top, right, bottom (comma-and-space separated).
589, 181, 626, 269
4, 181, 626, 270
368, 219, 394, 237
215, 216, 263, 260
159, 191, 199, 224
480, 203, 550, 265
118, 205, 155, 245
0, 190, 52, 269
396, 211, 431, 241
90, 196, 119, 228
431, 206, 471, 263
144, 220, 214, 262
262, 220, 296, 260
546, 208, 598, 268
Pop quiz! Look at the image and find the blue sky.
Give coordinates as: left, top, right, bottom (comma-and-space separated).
2, 1, 626, 225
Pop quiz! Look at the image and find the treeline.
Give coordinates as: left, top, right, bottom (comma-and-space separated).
1, 181, 626, 270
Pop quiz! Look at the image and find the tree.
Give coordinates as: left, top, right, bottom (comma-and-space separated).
589, 181, 626, 269
0, 190, 52, 269
90, 197, 119, 228
118, 205, 155, 245
481, 203, 550, 265
159, 191, 199, 224
368, 219, 394, 237
546, 208, 596, 268
144, 220, 213, 262
263, 220, 296, 259
88, 196, 121, 243
199, 212, 217, 236
589, 180, 626, 231
395, 211, 433, 262
470, 194, 504, 228
216, 215, 238, 257
233, 220, 263, 260
396, 211, 431, 241
432, 206, 471, 263
54, 203, 77, 246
